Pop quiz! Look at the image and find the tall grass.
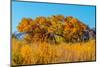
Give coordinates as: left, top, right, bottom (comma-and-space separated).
12, 38, 96, 65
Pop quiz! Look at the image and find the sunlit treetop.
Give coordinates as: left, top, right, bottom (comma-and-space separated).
17, 15, 89, 43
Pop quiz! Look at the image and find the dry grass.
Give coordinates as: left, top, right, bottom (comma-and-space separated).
12, 38, 96, 65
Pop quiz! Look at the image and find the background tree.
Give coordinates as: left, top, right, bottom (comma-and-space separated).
17, 15, 89, 43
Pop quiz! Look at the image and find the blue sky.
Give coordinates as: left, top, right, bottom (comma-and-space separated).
12, 1, 96, 33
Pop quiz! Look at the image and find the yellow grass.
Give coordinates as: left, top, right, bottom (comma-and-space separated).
12, 38, 96, 65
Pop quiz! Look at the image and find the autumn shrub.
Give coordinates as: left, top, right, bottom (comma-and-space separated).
12, 38, 23, 65
12, 38, 96, 65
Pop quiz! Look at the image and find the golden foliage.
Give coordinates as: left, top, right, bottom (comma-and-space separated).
12, 15, 95, 66
17, 15, 89, 43
20, 45, 35, 64
12, 38, 96, 65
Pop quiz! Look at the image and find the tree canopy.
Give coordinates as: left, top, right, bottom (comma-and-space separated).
17, 15, 89, 43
